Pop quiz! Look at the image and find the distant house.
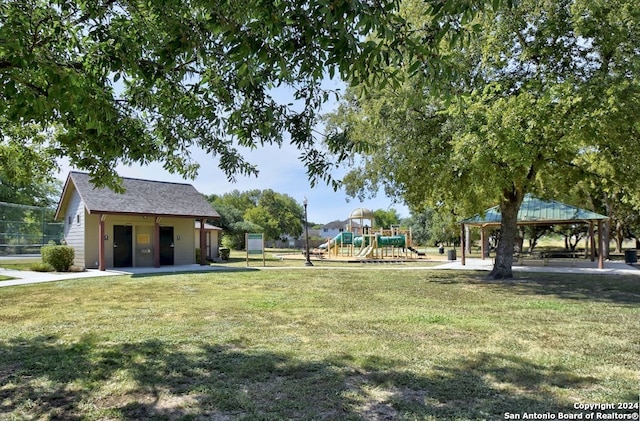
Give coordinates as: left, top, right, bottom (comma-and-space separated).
55, 172, 220, 270
319, 219, 361, 239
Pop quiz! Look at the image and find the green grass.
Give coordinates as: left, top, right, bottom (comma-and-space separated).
220, 248, 444, 268
0, 269, 638, 420
0, 258, 40, 271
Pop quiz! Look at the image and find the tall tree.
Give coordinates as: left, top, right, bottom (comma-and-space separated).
372, 208, 401, 229
0, 120, 60, 206
327, 0, 640, 278
0, 0, 411, 190
243, 190, 303, 240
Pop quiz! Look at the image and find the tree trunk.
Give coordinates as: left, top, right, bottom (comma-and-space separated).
465, 225, 472, 255
603, 196, 613, 259
614, 220, 623, 253
489, 191, 524, 279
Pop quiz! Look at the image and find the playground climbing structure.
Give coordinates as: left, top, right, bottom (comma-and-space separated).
318, 208, 421, 260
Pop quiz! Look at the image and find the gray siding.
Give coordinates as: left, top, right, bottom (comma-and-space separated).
84, 213, 101, 269
63, 190, 85, 268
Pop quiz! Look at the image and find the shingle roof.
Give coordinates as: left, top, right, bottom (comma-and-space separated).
61, 172, 220, 218
462, 194, 608, 226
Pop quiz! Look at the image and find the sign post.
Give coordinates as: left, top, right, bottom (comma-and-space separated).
246, 233, 265, 267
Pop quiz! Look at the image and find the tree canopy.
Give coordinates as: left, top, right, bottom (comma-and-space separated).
326, 0, 640, 278
0, 0, 411, 190
207, 189, 303, 248
0, 119, 60, 206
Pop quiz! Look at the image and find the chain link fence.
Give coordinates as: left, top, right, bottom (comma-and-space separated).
0, 201, 64, 256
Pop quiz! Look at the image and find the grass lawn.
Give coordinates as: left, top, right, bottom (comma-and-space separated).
0, 269, 638, 420
220, 248, 445, 269
0, 258, 40, 272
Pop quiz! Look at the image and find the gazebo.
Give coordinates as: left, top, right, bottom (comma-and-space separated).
460, 195, 609, 269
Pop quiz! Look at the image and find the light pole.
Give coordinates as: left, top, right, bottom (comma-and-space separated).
303, 196, 313, 266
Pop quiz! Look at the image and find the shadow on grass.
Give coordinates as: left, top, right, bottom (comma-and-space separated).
0, 335, 610, 420
480, 273, 640, 306
430, 271, 640, 306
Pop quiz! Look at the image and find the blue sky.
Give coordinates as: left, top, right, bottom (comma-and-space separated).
56, 145, 409, 224
54, 78, 409, 224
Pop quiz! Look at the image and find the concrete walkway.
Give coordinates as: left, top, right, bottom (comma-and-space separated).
432, 257, 640, 276
0, 264, 228, 288
1, 258, 638, 288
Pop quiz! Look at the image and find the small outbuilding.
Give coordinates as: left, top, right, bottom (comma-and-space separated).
55, 172, 220, 270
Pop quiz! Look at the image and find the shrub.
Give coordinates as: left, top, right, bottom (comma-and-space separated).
30, 262, 55, 272
41, 245, 75, 272
195, 248, 201, 263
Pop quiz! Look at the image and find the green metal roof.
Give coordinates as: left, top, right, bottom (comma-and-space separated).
462, 194, 608, 226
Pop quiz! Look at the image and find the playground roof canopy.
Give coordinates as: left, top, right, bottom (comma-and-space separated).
349, 208, 374, 219
462, 194, 608, 227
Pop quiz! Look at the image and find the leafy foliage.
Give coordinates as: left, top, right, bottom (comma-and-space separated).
326, 0, 640, 278
0, 0, 411, 191
41, 245, 74, 272
404, 208, 459, 246
243, 190, 303, 241
372, 208, 401, 229
208, 189, 302, 248
0, 120, 60, 206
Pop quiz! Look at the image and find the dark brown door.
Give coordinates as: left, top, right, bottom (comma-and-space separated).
159, 226, 174, 265
113, 225, 133, 267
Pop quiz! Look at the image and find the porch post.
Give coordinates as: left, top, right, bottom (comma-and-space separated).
154, 217, 160, 268
597, 220, 604, 269
98, 214, 106, 271
199, 218, 207, 265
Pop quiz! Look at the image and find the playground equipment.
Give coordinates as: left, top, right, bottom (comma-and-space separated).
317, 208, 421, 260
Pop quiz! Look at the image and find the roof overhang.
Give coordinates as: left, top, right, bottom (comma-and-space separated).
461, 195, 609, 228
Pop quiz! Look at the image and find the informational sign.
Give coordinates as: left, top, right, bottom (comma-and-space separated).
246, 233, 265, 266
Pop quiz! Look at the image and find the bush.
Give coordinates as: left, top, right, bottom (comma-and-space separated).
30, 262, 55, 272
41, 245, 75, 272
195, 248, 201, 263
